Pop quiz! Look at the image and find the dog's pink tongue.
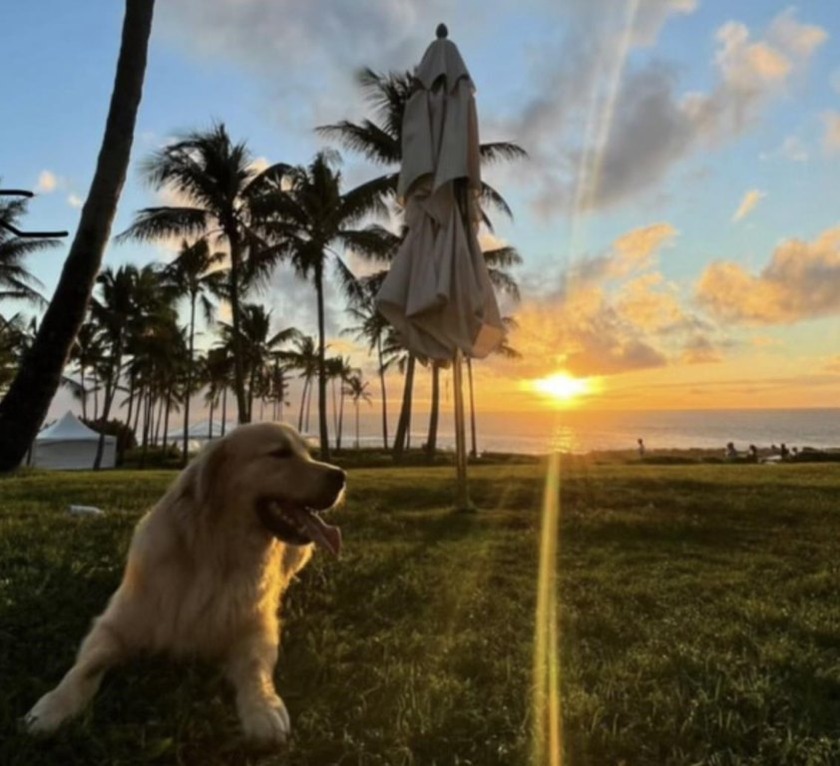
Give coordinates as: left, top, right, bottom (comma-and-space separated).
301, 512, 342, 557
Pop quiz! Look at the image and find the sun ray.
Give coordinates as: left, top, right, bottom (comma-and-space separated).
532, 451, 563, 765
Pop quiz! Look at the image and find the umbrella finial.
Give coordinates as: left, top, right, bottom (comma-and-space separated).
436, 23, 448, 39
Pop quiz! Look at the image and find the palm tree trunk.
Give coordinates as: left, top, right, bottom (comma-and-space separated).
426, 363, 440, 463
132, 383, 143, 436
337, 385, 345, 451
393, 354, 415, 463
125, 371, 135, 436
377, 338, 388, 450
221, 386, 228, 435
227, 233, 249, 425
93, 375, 100, 421
279, 369, 286, 422
332, 378, 339, 450
298, 376, 307, 432
355, 401, 360, 449
80, 366, 88, 420
208, 396, 215, 439
467, 357, 478, 458
0, 0, 155, 471
94, 349, 122, 469
247, 363, 256, 423
162, 385, 172, 452
305, 377, 313, 432
181, 294, 196, 466
141, 386, 152, 468
315, 265, 330, 461
154, 392, 164, 447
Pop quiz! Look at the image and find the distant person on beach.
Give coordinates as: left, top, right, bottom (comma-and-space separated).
725, 442, 738, 461
780, 443, 790, 460
637, 438, 645, 458
748, 444, 758, 462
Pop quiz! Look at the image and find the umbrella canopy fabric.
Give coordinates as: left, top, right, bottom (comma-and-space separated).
376, 28, 504, 362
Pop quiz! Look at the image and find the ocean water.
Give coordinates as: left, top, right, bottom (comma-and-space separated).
349, 408, 840, 455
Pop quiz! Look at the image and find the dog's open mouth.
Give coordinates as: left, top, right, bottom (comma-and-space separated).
257, 500, 342, 557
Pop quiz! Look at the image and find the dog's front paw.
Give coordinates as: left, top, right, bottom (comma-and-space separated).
240, 695, 290, 747
24, 691, 74, 735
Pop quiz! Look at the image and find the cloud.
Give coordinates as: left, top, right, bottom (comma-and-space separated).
67, 194, 83, 209
823, 111, 840, 155
681, 334, 723, 364
36, 170, 59, 193
695, 227, 840, 324
732, 189, 765, 222
497, 221, 721, 378
157, 0, 452, 133
513, 8, 826, 216
824, 356, 840, 373
768, 7, 828, 59
761, 135, 808, 163
572, 222, 678, 284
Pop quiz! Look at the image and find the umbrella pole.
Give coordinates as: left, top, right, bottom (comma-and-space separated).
453, 349, 470, 510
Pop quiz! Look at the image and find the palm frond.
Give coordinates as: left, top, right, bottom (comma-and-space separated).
116, 207, 211, 243
479, 142, 528, 165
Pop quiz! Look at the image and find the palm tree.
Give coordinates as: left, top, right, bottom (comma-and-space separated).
91, 263, 175, 467
89, 266, 135, 467
118, 123, 288, 425
0, 194, 54, 308
67, 321, 104, 420
252, 150, 391, 459
0, 313, 35, 394
382, 329, 416, 462
130, 314, 183, 465
0, 0, 155, 471
266, 353, 291, 422
343, 274, 397, 449
162, 238, 226, 464
425, 362, 444, 462
326, 355, 357, 451
219, 303, 300, 423
204, 346, 233, 435
345, 374, 372, 449
286, 334, 318, 434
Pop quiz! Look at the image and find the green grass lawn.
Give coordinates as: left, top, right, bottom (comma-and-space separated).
3, 462, 840, 765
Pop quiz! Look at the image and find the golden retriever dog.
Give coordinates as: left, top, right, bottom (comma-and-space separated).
25, 422, 345, 746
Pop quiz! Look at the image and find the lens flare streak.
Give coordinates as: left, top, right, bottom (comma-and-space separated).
532, 452, 562, 766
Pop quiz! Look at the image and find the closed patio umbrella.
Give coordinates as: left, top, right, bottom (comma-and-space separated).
377, 24, 505, 507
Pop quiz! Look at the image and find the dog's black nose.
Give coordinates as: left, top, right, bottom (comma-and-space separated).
329, 468, 346, 494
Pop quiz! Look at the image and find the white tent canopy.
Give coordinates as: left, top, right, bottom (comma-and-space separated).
32, 411, 116, 470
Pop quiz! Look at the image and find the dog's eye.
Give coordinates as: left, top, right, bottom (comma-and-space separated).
270, 447, 293, 459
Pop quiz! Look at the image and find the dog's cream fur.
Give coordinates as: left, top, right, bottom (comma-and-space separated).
26, 422, 345, 746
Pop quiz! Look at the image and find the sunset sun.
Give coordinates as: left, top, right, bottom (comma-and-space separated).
530, 372, 597, 406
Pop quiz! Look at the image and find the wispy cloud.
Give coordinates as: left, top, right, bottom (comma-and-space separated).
760, 135, 809, 163
732, 189, 765, 222
823, 110, 840, 155
509, 7, 826, 216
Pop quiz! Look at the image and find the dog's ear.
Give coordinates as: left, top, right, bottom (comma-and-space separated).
180, 438, 227, 513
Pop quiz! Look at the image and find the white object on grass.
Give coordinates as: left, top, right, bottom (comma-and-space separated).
68, 505, 105, 516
